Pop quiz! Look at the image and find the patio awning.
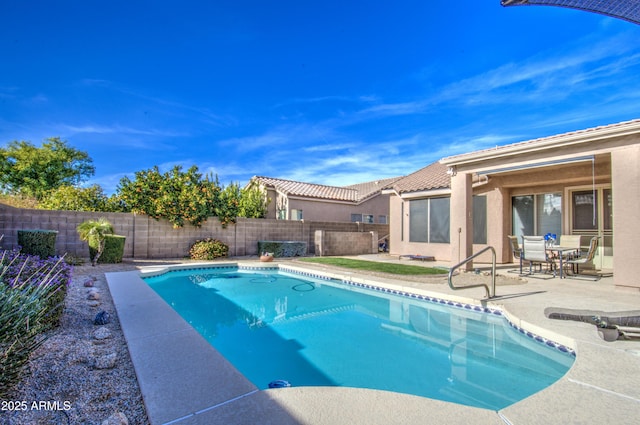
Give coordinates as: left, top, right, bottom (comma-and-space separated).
501, 0, 640, 25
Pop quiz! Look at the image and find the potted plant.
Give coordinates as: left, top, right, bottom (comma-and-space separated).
76, 218, 115, 266
260, 252, 274, 262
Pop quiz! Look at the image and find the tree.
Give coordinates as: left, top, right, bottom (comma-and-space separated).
39, 185, 109, 211
238, 183, 270, 219
76, 218, 114, 266
0, 138, 95, 199
216, 182, 241, 226
116, 165, 220, 228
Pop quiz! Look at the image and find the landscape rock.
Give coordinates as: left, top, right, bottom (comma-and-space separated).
101, 411, 129, 425
94, 352, 117, 369
93, 327, 112, 340
87, 291, 100, 300
84, 279, 95, 287
94, 310, 111, 325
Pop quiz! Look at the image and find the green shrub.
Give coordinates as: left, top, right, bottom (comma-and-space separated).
0, 251, 71, 397
0, 281, 50, 397
77, 218, 115, 266
257, 241, 306, 257
89, 234, 125, 264
189, 238, 229, 260
17, 229, 58, 258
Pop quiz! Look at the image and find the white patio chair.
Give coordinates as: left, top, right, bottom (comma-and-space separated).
521, 236, 556, 277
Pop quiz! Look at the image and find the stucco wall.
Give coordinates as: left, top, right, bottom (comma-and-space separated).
611, 146, 640, 290
0, 203, 388, 259
287, 195, 390, 223
388, 158, 613, 265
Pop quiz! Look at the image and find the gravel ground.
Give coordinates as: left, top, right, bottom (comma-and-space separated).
2, 262, 150, 425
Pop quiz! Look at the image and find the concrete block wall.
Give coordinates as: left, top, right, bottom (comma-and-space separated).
0, 204, 389, 259
315, 230, 379, 256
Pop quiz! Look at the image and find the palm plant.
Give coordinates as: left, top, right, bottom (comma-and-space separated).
76, 218, 114, 266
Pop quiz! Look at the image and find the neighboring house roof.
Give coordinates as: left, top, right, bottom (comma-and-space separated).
385, 162, 450, 195
344, 177, 405, 201
252, 175, 403, 203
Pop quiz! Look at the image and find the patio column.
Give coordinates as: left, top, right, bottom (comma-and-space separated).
450, 171, 473, 268
611, 146, 640, 291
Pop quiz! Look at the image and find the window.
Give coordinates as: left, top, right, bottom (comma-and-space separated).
473, 195, 487, 244
429, 197, 450, 243
512, 193, 561, 240
351, 213, 363, 222
378, 215, 387, 224
363, 214, 374, 224
409, 199, 428, 242
291, 209, 303, 220
409, 197, 450, 243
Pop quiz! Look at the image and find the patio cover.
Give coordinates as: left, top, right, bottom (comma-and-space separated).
501, 0, 640, 25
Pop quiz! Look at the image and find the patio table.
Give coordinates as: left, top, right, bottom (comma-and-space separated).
547, 246, 579, 279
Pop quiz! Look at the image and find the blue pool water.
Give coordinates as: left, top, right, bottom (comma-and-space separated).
144, 267, 574, 410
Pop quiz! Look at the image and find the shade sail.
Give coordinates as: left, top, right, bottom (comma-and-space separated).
501, 0, 640, 25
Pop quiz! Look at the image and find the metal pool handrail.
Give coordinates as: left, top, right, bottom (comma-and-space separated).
448, 246, 496, 299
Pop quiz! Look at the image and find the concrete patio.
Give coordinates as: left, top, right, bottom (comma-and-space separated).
106, 256, 640, 424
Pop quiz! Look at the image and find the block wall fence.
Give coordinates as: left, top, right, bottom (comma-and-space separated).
314, 230, 379, 256
0, 204, 389, 259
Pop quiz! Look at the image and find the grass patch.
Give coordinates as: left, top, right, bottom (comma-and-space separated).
299, 257, 447, 275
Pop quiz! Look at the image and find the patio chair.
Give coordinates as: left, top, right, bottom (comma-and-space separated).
559, 234, 582, 260
521, 236, 556, 277
507, 235, 526, 273
566, 236, 600, 280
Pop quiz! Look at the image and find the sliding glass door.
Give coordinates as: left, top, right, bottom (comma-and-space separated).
512, 193, 562, 241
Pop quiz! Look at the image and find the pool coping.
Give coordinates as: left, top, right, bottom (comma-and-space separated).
106, 261, 640, 425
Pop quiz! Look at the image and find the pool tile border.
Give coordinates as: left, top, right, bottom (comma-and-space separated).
141, 263, 576, 357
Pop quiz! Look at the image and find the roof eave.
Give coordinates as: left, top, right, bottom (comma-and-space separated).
398, 187, 451, 199
440, 119, 640, 167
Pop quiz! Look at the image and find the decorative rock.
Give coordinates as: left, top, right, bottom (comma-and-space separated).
84, 279, 94, 287
94, 352, 117, 369
93, 327, 112, 340
88, 301, 101, 307
94, 311, 111, 325
67, 340, 92, 365
102, 412, 129, 425
87, 291, 100, 301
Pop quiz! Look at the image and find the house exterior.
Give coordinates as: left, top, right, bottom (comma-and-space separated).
250, 175, 402, 224
385, 119, 640, 291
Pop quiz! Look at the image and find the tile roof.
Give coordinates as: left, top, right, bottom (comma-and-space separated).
344, 176, 405, 200
252, 175, 403, 203
440, 118, 640, 165
386, 161, 450, 194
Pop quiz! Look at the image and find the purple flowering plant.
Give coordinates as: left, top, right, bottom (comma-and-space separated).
1, 248, 73, 328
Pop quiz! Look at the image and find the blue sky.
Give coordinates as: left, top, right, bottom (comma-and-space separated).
2, 1, 640, 194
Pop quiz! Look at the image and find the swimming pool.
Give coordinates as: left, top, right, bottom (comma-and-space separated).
144, 266, 574, 410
